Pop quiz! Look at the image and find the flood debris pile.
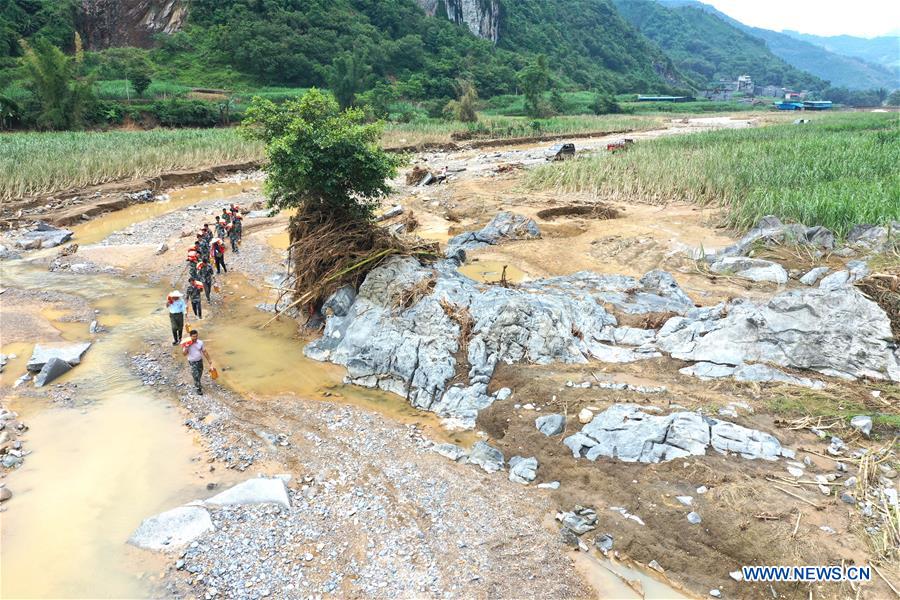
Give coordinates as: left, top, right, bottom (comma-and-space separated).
562, 404, 795, 464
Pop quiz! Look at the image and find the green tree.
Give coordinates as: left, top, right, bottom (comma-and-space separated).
19, 38, 95, 130
240, 88, 403, 221
591, 91, 621, 115
131, 71, 152, 98
518, 55, 551, 117
326, 51, 372, 109
444, 80, 478, 123
886, 90, 900, 107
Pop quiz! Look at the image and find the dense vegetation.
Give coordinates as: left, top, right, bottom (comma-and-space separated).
526, 112, 900, 236
614, 0, 822, 89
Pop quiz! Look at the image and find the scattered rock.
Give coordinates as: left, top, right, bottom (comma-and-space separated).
594, 534, 614, 552
376, 205, 404, 222
0, 487, 11, 502
34, 357, 73, 387
128, 506, 214, 551
16, 222, 73, 249
204, 477, 290, 509
156, 243, 169, 255
840, 492, 856, 505
849, 415, 873, 437
432, 443, 468, 462
467, 441, 504, 473
564, 404, 792, 464
710, 256, 788, 284
710, 589, 721, 598
729, 570, 743, 582
578, 408, 594, 424
446, 211, 540, 256
537, 481, 560, 490
536, 414, 565, 437
26, 342, 91, 372
675, 496, 693, 506
799, 267, 829, 286
687, 512, 702, 524
717, 215, 835, 257
557, 506, 598, 535
508, 456, 538, 484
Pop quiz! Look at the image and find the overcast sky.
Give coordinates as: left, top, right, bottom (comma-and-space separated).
703, 0, 900, 37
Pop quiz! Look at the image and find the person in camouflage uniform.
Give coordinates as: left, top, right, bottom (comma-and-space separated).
185, 278, 204, 319
198, 260, 214, 302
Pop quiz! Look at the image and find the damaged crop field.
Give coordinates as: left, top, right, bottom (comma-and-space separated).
526, 112, 900, 237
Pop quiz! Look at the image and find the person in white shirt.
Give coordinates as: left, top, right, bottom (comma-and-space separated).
182, 329, 212, 395
166, 291, 186, 345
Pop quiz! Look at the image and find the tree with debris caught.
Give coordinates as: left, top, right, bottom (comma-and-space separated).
240, 88, 413, 315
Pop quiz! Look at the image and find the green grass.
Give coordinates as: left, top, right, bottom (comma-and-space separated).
525, 112, 900, 236
95, 79, 193, 100
382, 113, 667, 147
767, 386, 900, 430
0, 129, 262, 201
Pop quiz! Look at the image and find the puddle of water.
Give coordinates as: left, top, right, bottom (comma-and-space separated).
0, 342, 33, 386
572, 552, 690, 600
458, 260, 529, 284
70, 182, 257, 245
0, 262, 210, 599
205, 274, 476, 447
267, 230, 290, 250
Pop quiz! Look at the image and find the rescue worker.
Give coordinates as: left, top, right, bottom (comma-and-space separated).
181, 329, 212, 395
186, 278, 204, 319
166, 290, 186, 345
198, 259, 214, 302
221, 208, 232, 225
201, 224, 213, 243
187, 252, 199, 280
227, 222, 239, 253
196, 233, 210, 261
212, 237, 228, 274
214, 216, 226, 240
232, 212, 243, 243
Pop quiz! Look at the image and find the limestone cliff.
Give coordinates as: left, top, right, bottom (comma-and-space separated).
78, 0, 188, 50
416, 0, 501, 43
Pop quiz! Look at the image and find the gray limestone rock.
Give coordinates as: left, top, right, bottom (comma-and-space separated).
558, 506, 598, 535
432, 443, 468, 461
732, 364, 825, 390
322, 285, 357, 318
467, 441, 504, 473
849, 415, 873, 437
445, 211, 540, 256
565, 404, 791, 464
306, 255, 686, 428
508, 456, 538, 484
16, 222, 74, 250
799, 266, 829, 286
717, 215, 835, 257
26, 342, 92, 372
128, 506, 214, 551
710, 256, 788, 284
204, 477, 290, 509
656, 287, 899, 382
679, 362, 736, 380
536, 413, 566, 437
34, 357, 72, 387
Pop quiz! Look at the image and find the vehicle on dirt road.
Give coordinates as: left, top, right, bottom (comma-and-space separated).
606, 138, 635, 152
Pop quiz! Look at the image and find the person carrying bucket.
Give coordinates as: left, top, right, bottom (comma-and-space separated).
166, 290, 186, 345
212, 237, 227, 274
182, 329, 214, 395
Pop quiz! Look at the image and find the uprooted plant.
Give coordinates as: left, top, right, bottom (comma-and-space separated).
241, 89, 436, 323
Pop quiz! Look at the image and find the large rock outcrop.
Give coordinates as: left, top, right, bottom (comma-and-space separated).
306, 257, 690, 427
416, 0, 501, 43
78, 0, 188, 50
657, 287, 900, 381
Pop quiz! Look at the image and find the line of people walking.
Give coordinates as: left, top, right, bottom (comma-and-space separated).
165, 203, 244, 395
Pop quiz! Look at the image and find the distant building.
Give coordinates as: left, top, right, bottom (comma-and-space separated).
736, 75, 753, 93
758, 85, 781, 98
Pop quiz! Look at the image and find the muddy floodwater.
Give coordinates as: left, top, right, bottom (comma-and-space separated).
0, 263, 209, 598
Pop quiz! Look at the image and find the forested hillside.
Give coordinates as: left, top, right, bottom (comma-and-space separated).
1, 0, 685, 101
657, 0, 898, 90
613, 0, 823, 89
